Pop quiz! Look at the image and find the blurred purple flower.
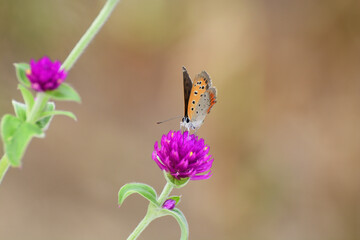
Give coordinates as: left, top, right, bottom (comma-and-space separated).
26, 56, 67, 92
152, 130, 214, 180
162, 199, 176, 210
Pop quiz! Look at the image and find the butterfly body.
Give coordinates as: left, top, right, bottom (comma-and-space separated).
181, 67, 217, 131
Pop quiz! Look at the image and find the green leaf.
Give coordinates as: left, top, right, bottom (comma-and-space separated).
1, 114, 44, 167
45, 83, 81, 103
118, 183, 158, 207
12, 100, 27, 121
164, 170, 190, 188
168, 195, 181, 205
1, 115, 22, 144
14, 63, 31, 88
38, 110, 77, 121
36, 102, 55, 130
160, 208, 189, 240
18, 84, 35, 115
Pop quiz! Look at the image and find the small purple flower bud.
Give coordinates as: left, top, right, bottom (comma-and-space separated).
162, 199, 176, 210
152, 130, 214, 181
26, 56, 67, 92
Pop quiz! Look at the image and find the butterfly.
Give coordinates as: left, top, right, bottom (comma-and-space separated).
180, 67, 217, 131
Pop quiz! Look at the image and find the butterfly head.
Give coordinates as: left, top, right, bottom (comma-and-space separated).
180, 116, 202, 131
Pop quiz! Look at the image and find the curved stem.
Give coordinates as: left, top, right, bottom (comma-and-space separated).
62, 0, 121, 71
126, 182, 174, 239
126, 205, 156, 240
0, 155, 10, 184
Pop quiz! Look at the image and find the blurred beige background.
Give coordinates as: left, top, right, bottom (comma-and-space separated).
0, 0, 359, 239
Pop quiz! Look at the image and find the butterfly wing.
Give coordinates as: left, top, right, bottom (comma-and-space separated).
181, 69, 217, 131
191, 87, 217, 129
183, 67, 193, 118
187, 71, 211, 121
206, 87, 217, 114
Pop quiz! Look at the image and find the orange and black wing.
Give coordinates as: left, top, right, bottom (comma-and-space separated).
187, 71, 211, 121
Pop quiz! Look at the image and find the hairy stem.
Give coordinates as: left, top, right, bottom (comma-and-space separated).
126, 182, 174, 239
26, 92, 48, 123
157, 182, 174, 205
62, 0, 120, 71
126, 206, 156, 240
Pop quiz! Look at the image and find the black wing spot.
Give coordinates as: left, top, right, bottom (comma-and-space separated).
200, 94, 203, 97
191, 107, 194, 111
194, 91, 198, 95
198, 104, 201, 106
192, 100, 195, 104
202, 86, 205, 89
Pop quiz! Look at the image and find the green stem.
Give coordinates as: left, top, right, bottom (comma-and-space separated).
126, 182, 174, 240
0, 155, 10, 185
157, 182, 174, 205
26, 92, 48, 123
126, 206, 156, 240
62, 0, 120, 71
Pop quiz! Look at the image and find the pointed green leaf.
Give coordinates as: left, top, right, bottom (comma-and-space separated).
36, 102, 55, 130
18, 84, 34, 115
1, 115, 22, 144
45, 83, 81, 103
12, 100, 27, 121
118, 183, 158, 207
1, 114, 44, 167
14, 63, 31, 88
160, 208, 189, 240
38, 110, 77, 121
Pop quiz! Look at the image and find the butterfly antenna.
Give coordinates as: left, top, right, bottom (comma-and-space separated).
156, 116, 182, 124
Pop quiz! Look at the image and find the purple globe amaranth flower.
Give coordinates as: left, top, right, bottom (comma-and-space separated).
26, 56, 67, 92
162, 199, 176, 210
152, 130, 214, 180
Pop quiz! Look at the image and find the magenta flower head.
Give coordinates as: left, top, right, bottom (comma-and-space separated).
162, 199, 176, 210
26, 56, 67, 92
152, 130, 214, 181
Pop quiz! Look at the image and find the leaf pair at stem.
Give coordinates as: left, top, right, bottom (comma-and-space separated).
118, 179, 189, 240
